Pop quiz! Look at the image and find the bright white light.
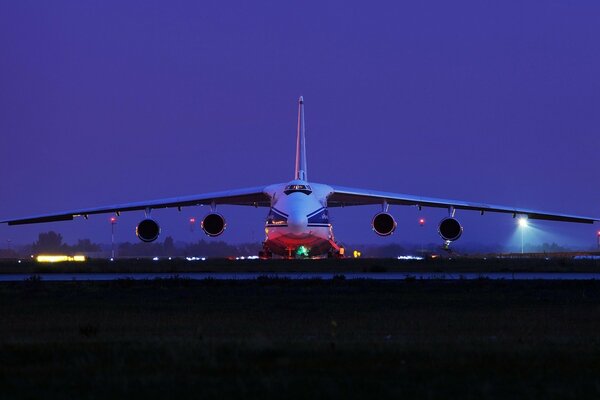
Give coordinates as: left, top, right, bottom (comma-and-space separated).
518, 218, 528, 228
397, 255, 424, 260
186, 256, 206, 261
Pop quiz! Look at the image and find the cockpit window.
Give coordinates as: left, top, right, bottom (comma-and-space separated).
284, 184, 312, 195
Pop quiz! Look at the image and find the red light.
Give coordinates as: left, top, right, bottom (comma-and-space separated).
110, 217, 117, 223
597, 231, 600, 236
419, 218, 425, 226
190, 218, 196, 223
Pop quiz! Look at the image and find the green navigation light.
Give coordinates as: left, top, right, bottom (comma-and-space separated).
296, 245, 309, 257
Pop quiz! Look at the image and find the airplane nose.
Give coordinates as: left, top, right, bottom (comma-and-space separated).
287, 212, 307, 233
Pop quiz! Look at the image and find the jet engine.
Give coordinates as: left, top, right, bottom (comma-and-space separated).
136, 219, 161, 242
438, 217, 463, 242
201, 213, 226, 237
372, 212, 397, 236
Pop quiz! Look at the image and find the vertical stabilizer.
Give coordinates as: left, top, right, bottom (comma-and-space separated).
295, 96, 307, 181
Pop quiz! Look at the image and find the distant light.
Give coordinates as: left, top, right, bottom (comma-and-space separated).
110, 217, 117, 223
37, 255, 86, 263
397, 255, 424, 260
597, 231, 600, 236
152, 257, 159, 261
518, 218, 528, 227
189, 218, 196, 223
419, 218, 425, 226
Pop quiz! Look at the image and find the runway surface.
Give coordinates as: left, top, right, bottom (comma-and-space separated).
3, 271, 600, 281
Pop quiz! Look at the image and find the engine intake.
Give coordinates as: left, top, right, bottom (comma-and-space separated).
438, 217, 463, 242
372, 212, 397, 236
202, 213, 226, 237
136, 219, 160, 243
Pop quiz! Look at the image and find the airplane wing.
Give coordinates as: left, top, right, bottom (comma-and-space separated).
0, 186, 272, 225
327, 185, 598, 224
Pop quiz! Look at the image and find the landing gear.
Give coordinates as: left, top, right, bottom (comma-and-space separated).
327, 238, 345, 258
259, 245, 272, 259
328, 246, 345, 258
258, 250, 272, 259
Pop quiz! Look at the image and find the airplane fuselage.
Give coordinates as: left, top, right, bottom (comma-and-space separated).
263, 180, 338, 257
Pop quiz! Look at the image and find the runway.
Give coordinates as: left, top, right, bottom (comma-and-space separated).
3, 271, 600, 282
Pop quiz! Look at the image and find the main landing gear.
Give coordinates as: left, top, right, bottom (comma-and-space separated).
258, 250, 273, 259
327, 248, 345, 258
259, 243, 273, 260
327, 240, 345, 258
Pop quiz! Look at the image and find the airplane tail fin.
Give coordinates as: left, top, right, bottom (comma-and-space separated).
294, 96, 307, 181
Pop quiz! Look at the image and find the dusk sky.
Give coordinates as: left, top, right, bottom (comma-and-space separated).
1, 1, 600, 250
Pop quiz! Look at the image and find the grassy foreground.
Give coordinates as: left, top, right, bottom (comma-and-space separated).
2, 278, 600, 399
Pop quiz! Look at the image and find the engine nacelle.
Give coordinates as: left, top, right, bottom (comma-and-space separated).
136, 219, 160, 243
201, 213, 226, 237
438, 217, 463, 242
372, 212, 397, 236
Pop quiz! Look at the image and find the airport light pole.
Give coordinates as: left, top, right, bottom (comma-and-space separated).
419, 218, 425, 255
110, 217, 117, 259
518, 218, 528, 254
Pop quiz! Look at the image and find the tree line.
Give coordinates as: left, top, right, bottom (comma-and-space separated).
0, 230, 587, 259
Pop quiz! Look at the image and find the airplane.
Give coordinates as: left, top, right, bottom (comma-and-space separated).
2, 97, 598, 258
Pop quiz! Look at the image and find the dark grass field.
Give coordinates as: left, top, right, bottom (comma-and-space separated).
3, 277, 600, 399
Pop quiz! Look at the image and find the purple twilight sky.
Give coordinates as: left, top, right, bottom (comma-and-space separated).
1, 1, 600, 250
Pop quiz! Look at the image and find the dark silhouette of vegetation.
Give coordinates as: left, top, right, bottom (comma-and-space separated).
30, 231, 102, 255
32, 231, 64, 253
0, 249, 18, 258
117, 238, 261, 257
0, 229, 592, 259
532, 242, 570, 253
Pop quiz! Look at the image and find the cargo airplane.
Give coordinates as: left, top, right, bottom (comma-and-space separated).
2, 97, 597, 258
